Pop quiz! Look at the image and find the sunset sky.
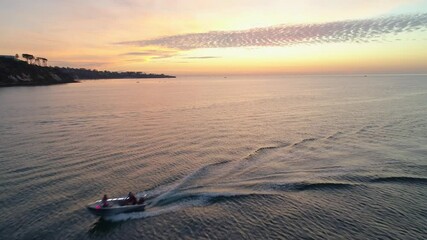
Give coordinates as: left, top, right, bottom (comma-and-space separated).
1, 0, 427, 75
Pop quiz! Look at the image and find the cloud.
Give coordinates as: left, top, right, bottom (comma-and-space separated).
123, 52, 156, 56
124, 58, 146, 62
121, 49, 178, 59
50, 60, 111, 68
182, 56, 220, 59
118, 13, 427, 50
123, 51, 220, 60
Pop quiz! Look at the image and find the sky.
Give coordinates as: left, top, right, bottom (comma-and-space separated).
1, 0, 427, 75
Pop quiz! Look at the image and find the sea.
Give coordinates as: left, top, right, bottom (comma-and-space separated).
0, 75, 426, 240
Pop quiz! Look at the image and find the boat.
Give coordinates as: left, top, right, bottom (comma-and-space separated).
87, 194, 147, 217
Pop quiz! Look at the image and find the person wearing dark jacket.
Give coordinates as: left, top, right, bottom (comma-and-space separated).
127, 192, 137, 205
101, 194, 109, 207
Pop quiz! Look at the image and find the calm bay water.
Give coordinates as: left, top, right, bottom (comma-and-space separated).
0, 75, 426, 239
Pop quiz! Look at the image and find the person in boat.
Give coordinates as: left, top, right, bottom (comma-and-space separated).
126, 192, 137, 205
101, 194, 109, 207
137, 196, 145, 205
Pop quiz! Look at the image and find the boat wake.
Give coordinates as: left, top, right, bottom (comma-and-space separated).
104, 201, 202, 222
103, 134, 427, 222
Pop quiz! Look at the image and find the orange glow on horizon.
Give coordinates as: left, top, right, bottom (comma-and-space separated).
1, 0, 426, 75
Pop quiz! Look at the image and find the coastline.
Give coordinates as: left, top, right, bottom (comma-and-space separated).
0, 58, 175, 87
0, 81, 79, 88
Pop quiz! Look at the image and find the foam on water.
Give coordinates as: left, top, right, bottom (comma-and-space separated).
105, 201, 206, 222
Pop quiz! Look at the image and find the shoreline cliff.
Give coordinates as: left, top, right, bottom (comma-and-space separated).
0, 58, 175, 87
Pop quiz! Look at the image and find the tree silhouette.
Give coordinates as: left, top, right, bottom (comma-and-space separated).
40, 57, 48, 66
28, 55, 35, 64
34, 57, 48, 66
22, 54, 34, 64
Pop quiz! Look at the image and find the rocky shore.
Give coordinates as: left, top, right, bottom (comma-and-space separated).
0, 58, 76, 87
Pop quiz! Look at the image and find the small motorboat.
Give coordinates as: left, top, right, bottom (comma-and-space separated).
87, 194, 146, 217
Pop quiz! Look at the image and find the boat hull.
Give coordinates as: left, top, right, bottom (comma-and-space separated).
87, 197, 146, 217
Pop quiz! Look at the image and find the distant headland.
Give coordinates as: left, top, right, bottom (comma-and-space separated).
0, 54, 175, 87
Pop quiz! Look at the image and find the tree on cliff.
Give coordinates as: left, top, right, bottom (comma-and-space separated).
38, 57, 48, 66
22, 54, 35, 64
41, 58, 48, 66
